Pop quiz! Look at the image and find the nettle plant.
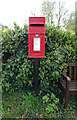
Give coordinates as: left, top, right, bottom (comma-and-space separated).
1, 23, 76, 93
42, 93, 59, 118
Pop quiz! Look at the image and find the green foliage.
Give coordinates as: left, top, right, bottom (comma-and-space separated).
39, 26, 76, 93
1, 23, 76, 93
2, 92, 24, 118
41, 0, 55, 25
21, 92, 43, 118
42, 93, 59, 118
2, 91, 75, 118
1, 23, 33, 92
65, 12, 75, 32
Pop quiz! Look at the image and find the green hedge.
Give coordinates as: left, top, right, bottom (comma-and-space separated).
1, 23, 76, 93
39, 26, 76, 92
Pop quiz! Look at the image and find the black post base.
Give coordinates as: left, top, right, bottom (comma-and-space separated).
33, 58, 40, 91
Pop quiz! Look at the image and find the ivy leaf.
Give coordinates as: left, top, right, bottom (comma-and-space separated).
10, 72, 14, 77
26, 68, 29, 72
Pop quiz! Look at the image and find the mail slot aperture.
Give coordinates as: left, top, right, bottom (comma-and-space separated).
30, 24, 44, 27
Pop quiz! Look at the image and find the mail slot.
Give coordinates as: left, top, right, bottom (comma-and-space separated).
28, 17, 45, 58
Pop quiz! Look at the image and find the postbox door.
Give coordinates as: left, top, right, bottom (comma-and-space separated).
29, 34, 45, 58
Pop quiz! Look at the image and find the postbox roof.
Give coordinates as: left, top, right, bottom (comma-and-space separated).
29, 17, 45, 24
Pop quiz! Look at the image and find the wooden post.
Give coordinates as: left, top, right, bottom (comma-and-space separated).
33, 58, 40, 91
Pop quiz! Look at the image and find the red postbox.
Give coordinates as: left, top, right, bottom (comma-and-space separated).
28, 17, 45, 58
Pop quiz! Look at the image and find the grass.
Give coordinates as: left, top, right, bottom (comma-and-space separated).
2, 91, 44, 118
2, 91, 25, 118
2, 90, 76, 119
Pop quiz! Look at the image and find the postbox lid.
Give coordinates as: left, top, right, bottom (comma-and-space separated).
29, 17, 45, 24
29, 17, 45, 34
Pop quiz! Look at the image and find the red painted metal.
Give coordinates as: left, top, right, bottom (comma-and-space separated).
28, 17, 45, 58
